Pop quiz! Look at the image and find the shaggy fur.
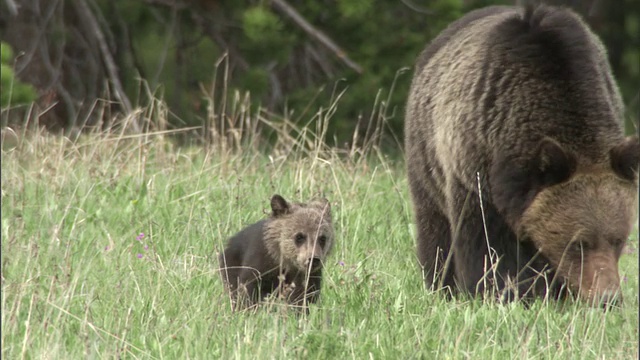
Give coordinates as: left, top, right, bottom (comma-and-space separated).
405, 4, 639, 305
219, 195, 333, 310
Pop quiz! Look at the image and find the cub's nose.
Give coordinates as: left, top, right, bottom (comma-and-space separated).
310, 257, 322, 270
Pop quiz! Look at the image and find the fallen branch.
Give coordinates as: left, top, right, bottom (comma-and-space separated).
270, 0, 363, 74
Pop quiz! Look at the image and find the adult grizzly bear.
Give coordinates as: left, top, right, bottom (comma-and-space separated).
405, 4, 639, 305
219, 194, 333, 311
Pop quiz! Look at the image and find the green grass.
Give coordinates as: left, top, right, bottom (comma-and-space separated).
1, 125, 638, 359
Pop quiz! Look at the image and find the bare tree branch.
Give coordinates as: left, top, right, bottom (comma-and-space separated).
37, 34, 79, 125
400, 0, 436, 15
140, 0, 187, 9
4, 0, 18, 16
15, 0, 60, 75
67, 26, 101, 99
72, 0, 136, 129
305, 42, 334, 79
109, 1, 148, 80
270, 0, 363, 74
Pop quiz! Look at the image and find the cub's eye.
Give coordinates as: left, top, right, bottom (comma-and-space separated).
318, 235, 327, 247
294, 233, 305, 245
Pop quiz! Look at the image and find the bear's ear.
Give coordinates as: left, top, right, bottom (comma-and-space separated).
490, 138, 576, 223
610, 136, 639, 181
533, 137, 577, 188
270, 194, 291, 217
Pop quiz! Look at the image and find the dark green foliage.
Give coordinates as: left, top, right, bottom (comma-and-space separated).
0, 42, 37, 108
241, 6, 294, 63
112, 0, 638, 140
1, 0, 637, 138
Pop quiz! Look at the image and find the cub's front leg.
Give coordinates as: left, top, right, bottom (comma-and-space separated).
288, 271, 323, 310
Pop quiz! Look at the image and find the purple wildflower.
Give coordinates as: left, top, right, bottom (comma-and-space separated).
339, 261, 345, 267
105, 245, 110, 251
136, 253, 143, 259
136, 233, 145, 241
144, 244, 149, 251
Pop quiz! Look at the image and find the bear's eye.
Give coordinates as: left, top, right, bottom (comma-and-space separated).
318, 235, 327, 247
610, 238, 625, 248
571, 242, 582, 252
294, 233, 306, 245
571, 241, 590, 253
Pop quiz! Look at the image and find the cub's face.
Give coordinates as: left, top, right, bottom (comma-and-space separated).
268, 195, 334, 272
492, 136, 639, 306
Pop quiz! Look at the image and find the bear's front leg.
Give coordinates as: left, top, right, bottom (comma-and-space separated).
448, 180, 515, 297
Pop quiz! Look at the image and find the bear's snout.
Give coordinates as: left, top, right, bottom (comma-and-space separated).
575, 254, 622, 308
583, 280, 622, 308
594, 289, 622, 309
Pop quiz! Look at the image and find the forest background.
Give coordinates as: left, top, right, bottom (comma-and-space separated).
1, 0, 638, 145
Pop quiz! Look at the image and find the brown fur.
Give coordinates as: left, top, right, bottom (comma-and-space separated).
219, 195, 333, 311
405, 4, 639, 305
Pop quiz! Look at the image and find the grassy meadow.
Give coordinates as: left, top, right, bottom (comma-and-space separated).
1, 106, 638, 359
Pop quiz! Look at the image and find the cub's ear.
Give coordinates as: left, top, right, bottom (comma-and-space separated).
270, 195, 290, 217
610, 136, 639, 181
310, 197, 330, 209
490, 138, 576, 223
311, 198, 331, 221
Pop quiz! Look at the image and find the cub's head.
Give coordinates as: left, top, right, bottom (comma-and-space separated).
492, 136, 639, 306
264, 194, 334, 273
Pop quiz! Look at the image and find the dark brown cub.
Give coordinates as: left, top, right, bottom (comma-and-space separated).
219, 194, 333, 311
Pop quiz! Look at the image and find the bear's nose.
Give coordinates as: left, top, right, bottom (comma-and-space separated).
311, 257, 322, 269
596, 290, 622, 309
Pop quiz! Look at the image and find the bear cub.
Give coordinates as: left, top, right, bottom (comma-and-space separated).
219, 194, 334, 311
